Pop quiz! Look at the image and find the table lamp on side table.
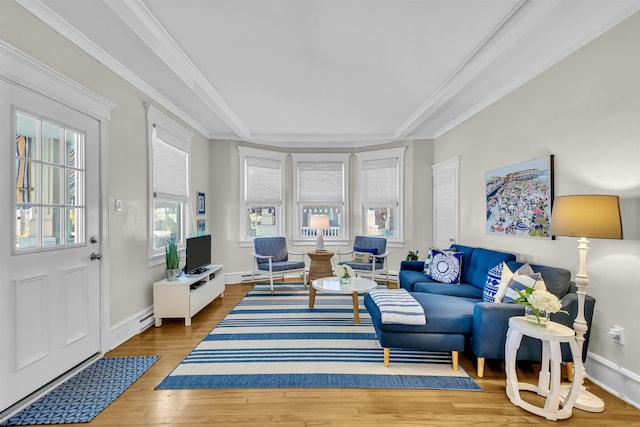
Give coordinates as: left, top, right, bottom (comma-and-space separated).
549, 194, 623, 413
310, 214, 330, 251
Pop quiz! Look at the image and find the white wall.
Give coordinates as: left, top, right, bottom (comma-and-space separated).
0, 0, 212, 327
434, 11, 640, 400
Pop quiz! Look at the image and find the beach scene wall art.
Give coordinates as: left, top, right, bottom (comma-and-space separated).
485, 155, 554, 239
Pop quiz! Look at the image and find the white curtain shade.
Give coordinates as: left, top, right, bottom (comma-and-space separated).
298, 162, 344, 203
246, 156, 282, 204
362, 158, 398, 207
153, 134, 188, 198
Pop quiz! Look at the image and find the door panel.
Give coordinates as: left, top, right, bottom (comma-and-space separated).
1, 80, 101, 411
432, 158, 459, 249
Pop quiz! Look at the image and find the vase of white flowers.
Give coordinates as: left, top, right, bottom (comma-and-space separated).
336, 264, 355, 284
514, 288, 568, 327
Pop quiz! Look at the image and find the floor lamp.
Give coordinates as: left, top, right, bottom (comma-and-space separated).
310, 214, 330, 251
549, 195, 623, 412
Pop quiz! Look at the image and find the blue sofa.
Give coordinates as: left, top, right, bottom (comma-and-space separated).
398, 244, 595, 377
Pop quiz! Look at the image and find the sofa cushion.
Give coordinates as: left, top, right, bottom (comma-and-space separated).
428, 249, 463, 284
414, 282, 483, 299
506, 261, 573, 298
463, 247, 517, 290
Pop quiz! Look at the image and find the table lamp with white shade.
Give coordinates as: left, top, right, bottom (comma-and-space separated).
310, 214, 330, 251
549, 194, 623, 412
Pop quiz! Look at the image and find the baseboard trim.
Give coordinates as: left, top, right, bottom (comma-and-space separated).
586, 351, 640, 409
109, 305, 154, 350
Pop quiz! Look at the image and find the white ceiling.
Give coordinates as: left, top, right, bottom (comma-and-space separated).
17, 0, 640, 148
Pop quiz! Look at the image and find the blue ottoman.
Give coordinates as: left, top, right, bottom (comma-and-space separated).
364, 292, 475, 370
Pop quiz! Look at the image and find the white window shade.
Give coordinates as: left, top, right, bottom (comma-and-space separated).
362, 158, 398, 207
152, 134, 188, 198
298, 162, 344, 203
246, 157, 281, 204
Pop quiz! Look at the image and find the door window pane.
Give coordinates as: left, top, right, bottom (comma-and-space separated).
14, 112, 86, 251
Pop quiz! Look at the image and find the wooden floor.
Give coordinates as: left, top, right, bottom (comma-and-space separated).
86, 284, 637, 425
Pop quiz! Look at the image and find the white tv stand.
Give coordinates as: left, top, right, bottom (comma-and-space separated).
153, 264, 224, 327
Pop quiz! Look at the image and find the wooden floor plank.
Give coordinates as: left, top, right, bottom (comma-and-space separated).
85, 283, 640, 426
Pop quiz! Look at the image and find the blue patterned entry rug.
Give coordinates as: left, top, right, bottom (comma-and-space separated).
157, 283, 480, 391
2, 356, 159, 425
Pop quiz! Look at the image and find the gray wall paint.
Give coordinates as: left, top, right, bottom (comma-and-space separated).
434, 12, 640, 376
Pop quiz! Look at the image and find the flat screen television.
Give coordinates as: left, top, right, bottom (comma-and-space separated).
185, 234, 211, 275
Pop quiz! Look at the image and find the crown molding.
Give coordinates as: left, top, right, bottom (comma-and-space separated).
15, 0, 210, 137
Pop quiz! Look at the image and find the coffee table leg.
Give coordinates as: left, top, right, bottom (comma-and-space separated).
309, 287, 316, 308
352, 292, 360, 323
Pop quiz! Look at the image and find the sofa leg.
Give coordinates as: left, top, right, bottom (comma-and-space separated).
452, 351, 459, 371
384, 348, 390, 367
477, 357, 485, 378
566, 362, 574, 382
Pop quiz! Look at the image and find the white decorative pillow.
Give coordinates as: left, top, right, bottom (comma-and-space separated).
352, 251, 371, 263
428, 249, 463, 284
423, 247, 436, 275
503, 273, 547, 303
494, 263, 534, 303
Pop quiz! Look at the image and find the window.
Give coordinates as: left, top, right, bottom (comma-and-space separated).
147, 105, 193, 261
14, 112, 85, 251
238, 147, 286, 243
292, 153, 350, 244
355, 147, 405, 245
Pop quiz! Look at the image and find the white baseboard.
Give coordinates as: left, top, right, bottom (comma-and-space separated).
586, 351, 640, 410
109, 305, 154, 350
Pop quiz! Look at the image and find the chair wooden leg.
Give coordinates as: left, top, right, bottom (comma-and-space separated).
566, 361, 574, 382
384, 348, 390, 367
452, 351, 459, 371
477, 357, 485, 378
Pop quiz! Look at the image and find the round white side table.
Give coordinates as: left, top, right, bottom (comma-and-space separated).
505, 316, 584, 421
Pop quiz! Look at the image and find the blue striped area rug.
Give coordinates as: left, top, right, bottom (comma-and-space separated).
157, 283, 480, 391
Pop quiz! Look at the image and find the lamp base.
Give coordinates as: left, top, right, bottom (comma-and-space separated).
558, 384, 604, 413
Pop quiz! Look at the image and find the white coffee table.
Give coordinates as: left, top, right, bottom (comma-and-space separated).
309, 277, 377, 323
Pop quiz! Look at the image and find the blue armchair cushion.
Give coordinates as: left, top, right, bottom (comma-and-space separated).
257, 260, 305, 272
340, 261, 385, 271
428, 249, 463, 284
254, 237, 289, 264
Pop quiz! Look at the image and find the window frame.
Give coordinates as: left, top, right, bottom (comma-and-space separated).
238, 146, 287, 246
291, 152, 350, 246
354, 147, 405, 247
146, 104, 193, 264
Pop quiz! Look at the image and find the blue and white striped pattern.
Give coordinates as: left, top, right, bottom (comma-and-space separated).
368, 288, 426, 325
157, 283, 480, 391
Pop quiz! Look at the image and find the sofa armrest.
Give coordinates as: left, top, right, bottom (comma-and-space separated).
472, 302, 525, 360
400, 260, 425, 272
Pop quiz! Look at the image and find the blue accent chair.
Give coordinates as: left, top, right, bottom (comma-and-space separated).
252, 237, 307, 294
336, 236, 389, 282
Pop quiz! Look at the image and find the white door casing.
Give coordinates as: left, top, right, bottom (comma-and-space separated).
432, 157, 460, 249
0, 41, 114, 413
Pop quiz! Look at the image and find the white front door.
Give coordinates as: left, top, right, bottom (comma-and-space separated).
0, 80, 102, 411
432, 157, 460, 249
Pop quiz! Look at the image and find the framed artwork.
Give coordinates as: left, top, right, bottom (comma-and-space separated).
485, 155, 554, 239
197, 192, 205, 215
196, 219, 206, 235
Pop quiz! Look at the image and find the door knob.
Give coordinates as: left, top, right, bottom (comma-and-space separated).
90, 252, 102, 261
90, 236, 98, 244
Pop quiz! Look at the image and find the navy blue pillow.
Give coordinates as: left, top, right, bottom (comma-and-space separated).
354, 247, 378, 263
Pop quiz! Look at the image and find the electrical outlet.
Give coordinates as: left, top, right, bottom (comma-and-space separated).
608, 325, 625, 346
